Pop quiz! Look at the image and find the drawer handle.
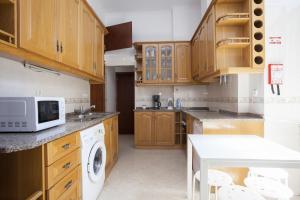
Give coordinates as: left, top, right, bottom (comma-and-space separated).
62, 143, 70, 150
64, 180, 73, 190
63, 162, 71, 169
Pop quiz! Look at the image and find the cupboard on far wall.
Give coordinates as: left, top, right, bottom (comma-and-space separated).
134, 41, 193, 85
0, 0, 107, 83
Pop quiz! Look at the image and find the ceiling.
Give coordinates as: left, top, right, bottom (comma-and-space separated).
97, 0, 201, 13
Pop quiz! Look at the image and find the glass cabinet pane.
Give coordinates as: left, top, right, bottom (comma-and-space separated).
144, 46, 158, 82
160, 45, 173, 82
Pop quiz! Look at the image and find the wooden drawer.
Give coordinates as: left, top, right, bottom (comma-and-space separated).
45, 132, 80, 166
46, 149, 81, 189
47, 166, 81, 200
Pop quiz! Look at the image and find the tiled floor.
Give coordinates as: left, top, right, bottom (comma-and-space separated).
98, 135, 188, 200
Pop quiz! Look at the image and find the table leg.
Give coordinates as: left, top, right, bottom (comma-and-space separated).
200, 160, 209, 200
187, 137, 193, 200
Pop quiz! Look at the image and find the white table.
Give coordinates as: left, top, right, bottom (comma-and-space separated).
187, 135, 300, 200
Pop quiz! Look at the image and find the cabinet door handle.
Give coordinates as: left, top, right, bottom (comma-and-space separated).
62, 162, 71, 169
60, 42, 63, 53
62, 143, 70, 150
56, 40, 59, 52
64, 180, 73, 190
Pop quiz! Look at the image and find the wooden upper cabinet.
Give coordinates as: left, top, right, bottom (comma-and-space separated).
199, 25, 207, 78
58, 0, 80, 68
143, 44, 159, 84
155, 112, 175, 146
79, 2, 95, 74
175, 43, 192, 83
191, 33, 200, 80
134, 112, 153, 145
19, 0, 58, 60
158, 43, 174, 83
94, 22, 105, 79
206, 7, 215, 75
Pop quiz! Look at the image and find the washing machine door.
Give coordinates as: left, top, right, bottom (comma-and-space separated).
88, 141, 106, 183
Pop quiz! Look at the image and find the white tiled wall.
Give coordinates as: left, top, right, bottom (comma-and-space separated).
135, 85, 208, 108
0, 57, 90, 113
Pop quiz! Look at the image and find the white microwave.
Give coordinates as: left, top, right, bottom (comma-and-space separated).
0, 97, 65, 132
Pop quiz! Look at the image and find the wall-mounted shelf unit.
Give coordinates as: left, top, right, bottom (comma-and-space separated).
0, 0, 17, 46
134, 43, 143, 85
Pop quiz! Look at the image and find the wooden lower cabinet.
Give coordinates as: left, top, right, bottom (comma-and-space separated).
104, 116, 119, 178
134, 112, 175, 147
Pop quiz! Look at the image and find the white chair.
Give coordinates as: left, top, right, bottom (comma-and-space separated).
248, 167, 289, 185
193, 169, 233, 200
218, 185, 266, 200
244, 177, 294, 200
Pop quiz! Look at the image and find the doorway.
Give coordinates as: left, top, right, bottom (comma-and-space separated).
116, 72, 135, 134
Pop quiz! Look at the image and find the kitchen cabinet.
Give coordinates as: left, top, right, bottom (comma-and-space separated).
58, 0, 80, 68
191, 33, 200, 80
142, 44, 159, 84
155, 112, 175, 145
2, 0, 107, 83
134, 112, 153, 145
134, 112, 175, 147
206, 7, 215, 75
158, 43, 174, 83
79, 2, 95, 74
19, 0, 58, 60
175, 43, 192, 83
198, 25, 207, 79
104, 116, 119, 177
94, 22, 105, 79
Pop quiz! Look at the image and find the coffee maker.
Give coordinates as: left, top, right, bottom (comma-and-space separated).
152, 95, 161, 109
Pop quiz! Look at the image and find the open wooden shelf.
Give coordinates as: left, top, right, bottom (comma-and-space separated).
135, 54, 142, 60
216, 13, 249, 26
217, 37, 250, 48
0, 0, 16, 46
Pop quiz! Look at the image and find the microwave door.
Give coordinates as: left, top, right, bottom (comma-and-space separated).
38, 101, 59, 124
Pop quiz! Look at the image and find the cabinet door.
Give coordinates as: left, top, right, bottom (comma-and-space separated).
111, 116, 118, 162
199, 25, 207, 78
94, 22, 105, 79
206, 7, 215, 74
19, 0, 58, 60
159, 43, 174, 83
191, 33, 200, 80
134, 112, 153, 146
155, 112, 175, 146
59, 0, 80, 68
79, 2, 94, 74
175, 43, 192, 83
104, 118, 112, 170
143, 44, 159, 83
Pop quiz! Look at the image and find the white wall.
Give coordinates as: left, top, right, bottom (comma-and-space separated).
263, 0, 300, 196
105, 66, 117, 112
0, 57, 90, 113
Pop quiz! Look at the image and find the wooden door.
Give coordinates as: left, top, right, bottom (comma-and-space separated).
79, 2, 94, 74
142, 44, 158, 83
116, 72, 134, 134
134, 112, 153, 146
175, 43, 192, 83
191, 33, 200, 80
206, 7, 215, 74
199, 25, 207, 78
94, 22, 104, 79
111, 116, 118, 162
19, 0, 58, 60
158, 43, 174, 83
58, 0, 80, 68
104, 118, 112, 170
155, 112, 175, 146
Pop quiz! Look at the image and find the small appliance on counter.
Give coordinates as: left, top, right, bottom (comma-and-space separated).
167, 98, 174, 110
152, 95, 161, 109
0, 97, 65, 132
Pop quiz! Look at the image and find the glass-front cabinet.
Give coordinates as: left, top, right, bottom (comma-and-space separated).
159, 44, 174, 83
142, 43, 174, 84
143, 44, 159, 83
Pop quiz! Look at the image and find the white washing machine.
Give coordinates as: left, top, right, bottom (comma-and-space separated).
80, 123, 106, 200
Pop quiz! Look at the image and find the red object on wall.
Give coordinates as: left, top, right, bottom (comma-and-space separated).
268, 64, 284, 85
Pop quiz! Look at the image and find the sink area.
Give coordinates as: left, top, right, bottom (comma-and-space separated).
67, 112, 111, 122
